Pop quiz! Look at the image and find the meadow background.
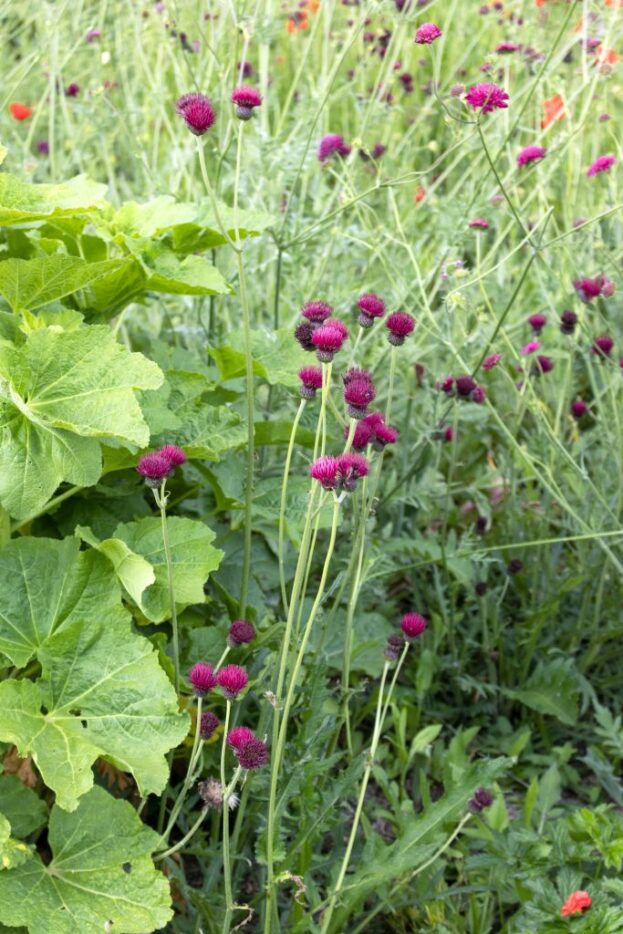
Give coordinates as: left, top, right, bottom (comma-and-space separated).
0, 0, 622, 932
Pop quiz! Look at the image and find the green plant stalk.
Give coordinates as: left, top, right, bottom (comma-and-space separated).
155, 481, 179, 696
161, 696, 204, 844
321, 643, 410, 932
265, 496, 341, 933
341, 476, 368, 754
221, 701, 234, 933
343, 418, 357, 454
155, 808, 207, 862
279, 398, 306, 615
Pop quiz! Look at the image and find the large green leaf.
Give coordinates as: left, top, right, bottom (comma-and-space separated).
0, 256, 128, 313
93, 516, 224, 623
0, 785, 173, 932
170, 199, 275, 252
0, 815, 33, 871
76, 526, 155, 607
210, 327, 311, 387
0, 776, 48, 838
0, 611, 189, 811
0, 173, 107, 227
503, 659, 581, 726
0, 326, 162, 518
0, 537, 122, 668
126, 241, 231, 296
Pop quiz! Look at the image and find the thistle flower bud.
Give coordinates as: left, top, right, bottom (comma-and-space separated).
189, 663, 218, 697
468, 788, 494, 813
227, 619, 256, 647
176, 93, 216, 135
216, 665, 248, 700
385, 311, 415, 346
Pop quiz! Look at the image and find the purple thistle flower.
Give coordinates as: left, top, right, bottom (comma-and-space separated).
295, 320, 316, 352
200, 711, 220, 740
343, 367, 372, 385
464, 82, 509, 113
587, 155, 615, 178
496, 41, 519, 53
469, 217, 489, 229
414, 22, 442, 44
517, 145, 546, 167
455, 375, 477, 397
385, 311, 415, 346
217, 664, 248, 699
227, 726, 255, 749
86, 29, 101, 42
65, 83, 80, 97
189, 663, 218, 696
469, 788, 494, 813
344, 377, 376, 419
336, 453, 369, 491
533, 355, 554, 375
483, 353, 502, 370
36, 140, 49, 155
400, 612, 428, 639
560, 310, 578, 335
573, 276, 606, 303
318, 133, 351, 162
231, 85, 262, 120
158, 444, 187, 467
137, 452, 172, 487
570, 400, 588, 419
346, 419, 375, 451
357, 293, 386, 327
298, 366, 324, 399
521, 340, 540, 356
312, 324, 347, 362
592, 335, 614, 358
474, 581, 488, 596
384, 633, 405, 662
227, 620, 256, 647
471, 385, 487, 404
310, 456, 339, 490
437, 376, 455, 394
234, 735, 269, 770
176, 93, 216, 135
443, 426, 454, 442
527, 313, 547, 334
301, 300, 333, 323
372, 421, 398, 450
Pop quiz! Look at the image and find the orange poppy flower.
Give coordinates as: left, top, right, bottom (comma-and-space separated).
9, 102, 33, 121
541, 94, 565, 129
302, 0, 320, 10
595, 46, 618, 65
414, 185, 427, 204
560, 891, 592, 917
286, 12, 309, 32
605, 0, 623, 7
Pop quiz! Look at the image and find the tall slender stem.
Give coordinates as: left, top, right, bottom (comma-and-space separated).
237, 249, 255, 616
221, 701, 233, 931
161, 696, 203, 843
156, 482, 179, 696
279, 398, 306, 615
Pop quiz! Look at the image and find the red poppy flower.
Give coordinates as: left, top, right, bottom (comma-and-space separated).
9, 102, 33, 121
560, 891, 592, 917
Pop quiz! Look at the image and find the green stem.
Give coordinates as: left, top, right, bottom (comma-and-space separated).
161, 696, 203, 843
221, 701, 233, 932
279, 399, 306, 615
265, 496, 341, 932
155, 808, 207, 861
476, 123, 530, 243
156, 482, 179, 696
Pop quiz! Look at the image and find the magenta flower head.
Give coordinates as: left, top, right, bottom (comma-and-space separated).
217, 664, 248, 700
496, 41, 518, 53
573, 276, 604, 303
471, 385, 487, 404
189, 662, 218, 697
312, 323, 347, 362
469, 788, 494, 813
528, 313, 547, 334
372, 421, 398, 451
483, 352, 502, 370
414, 23, 442, 44
310, 456, 339, 490
517, 145, 547, 168
385, 311, 415, 346
65, 83, 80, 97
533, 355, 554, 375
301, 300, 333, 324
465, 82, 509, 114
234, 735, 269, 770
318, 133, 351, 162
587, 155, 615, 178
592, 335, 614, 358
231, 85, 262, 120
469, 217, 489, 230
86, 29, 101, 42
347, 419, 375, 451
343, 367, 372, 386
455, 375, 477, 398
158, 444, 187, 467
298, 366, 323, 400
560, 310, 578, 334
357, 293, 386, 327
570, 400, 588, 419
336, 453, 369, 492
137, 452, 172, 487
295, 320, 316, 352
521, 339, 540, 356
200, 711, 220, 740
176, 93, 216, 135
227, 726, 255, 749
227, 619, 256, 647
400, 612, 428, 640
344, 377, 376, 419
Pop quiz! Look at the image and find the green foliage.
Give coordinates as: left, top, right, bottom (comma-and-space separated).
0, 786, 172, 932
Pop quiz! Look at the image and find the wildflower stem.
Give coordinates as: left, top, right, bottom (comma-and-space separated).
343, 418, 357, 454
160, 696, 203, 844
476, 123, 529, 243
385, 346, 397, 422
155, 808, 207, 862
221, 701, 234, 928
322, 646, 409, 932
235, 235, 255, 618
265, 496, 341, 933
195, 138, 237, 251
341, 476, 368, 754
279, 398, 306, 615
215, 646, 231, 672
156, 481, 180, 696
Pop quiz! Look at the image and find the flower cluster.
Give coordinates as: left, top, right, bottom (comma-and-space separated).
318, 133, 351, 162
137, 444, 187, 486
227, 727, 269, 770
438, 376, 486, 404
573, 275, 614, 303
310, 453, 370, 492
294, 300, 349, 361
346, 411, 398, 451
383, 611, 428, 661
